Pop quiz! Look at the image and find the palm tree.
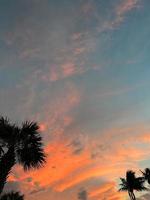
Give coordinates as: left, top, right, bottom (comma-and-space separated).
0, 117, 46, 194
0, 191, 24, 200
119, 170, 146, 200
140, 168, 150, 184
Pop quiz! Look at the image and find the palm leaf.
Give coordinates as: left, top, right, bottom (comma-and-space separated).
0, 146, 15, 194
0, 117, 18, 145
119, 178, 128, 191
16, 121, 46, 170
0, 191, 24, 200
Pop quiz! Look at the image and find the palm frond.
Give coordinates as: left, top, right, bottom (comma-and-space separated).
119, 169, 147, 200
119, 187, 128, 191
120, 178, 127, 184
0, 146, 15, 194
0, 117, 17, 145
134, 177, 147, 191
21, 121, 39, 137
126, 170, 136, 180
119, 178, 128, 191
0, 191, 24, 200
141, 168, 150, 182
16, 121, 46, 170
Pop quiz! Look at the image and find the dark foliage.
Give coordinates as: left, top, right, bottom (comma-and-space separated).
0, 191, 24, 200
119, 170, 147, 200
0, 116, 46, 194
141, 168, 150, 184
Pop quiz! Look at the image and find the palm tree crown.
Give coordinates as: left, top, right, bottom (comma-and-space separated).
16, 121, 46, 170
0, 117, 46, 194
119, 170, 147, 200
141, 168, 150, 184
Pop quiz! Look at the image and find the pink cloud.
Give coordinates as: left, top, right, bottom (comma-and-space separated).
61, 62, 78, 77
93, 0, 141, 32
42, 61, 86, 82
116, 0, 139, 17
111, 0, 140, 28
35, 82, 81, 138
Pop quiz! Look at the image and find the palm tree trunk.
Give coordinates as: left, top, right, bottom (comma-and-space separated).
132, 192, 136, 200
128, 191, 133, 200
129, 192, 136, 200
0, 146, 15, 194
128, 191, 136, 200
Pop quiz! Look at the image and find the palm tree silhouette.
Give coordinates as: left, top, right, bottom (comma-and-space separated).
140, 168, 150, 184
0, 191, 24, 200
0, 117, 46, 194
119, 170, 146, 200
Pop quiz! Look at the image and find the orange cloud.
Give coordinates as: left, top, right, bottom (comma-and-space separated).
89, 182, 116, 197
11, 137, 91, 190
52, 125, 150, 191
89, 182, 125, 200
9, 123, 150, 199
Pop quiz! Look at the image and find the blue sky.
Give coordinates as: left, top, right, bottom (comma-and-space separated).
1, 0, 150, 199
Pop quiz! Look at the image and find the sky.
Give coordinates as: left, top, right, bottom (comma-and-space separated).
1, 0, 150, 199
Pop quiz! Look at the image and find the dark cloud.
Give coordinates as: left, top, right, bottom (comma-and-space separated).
30, 187, 46, 195
73, 147, 84, 155
69, 139, 82, 147
68, 139, 85, 155
78, 188, 87, 200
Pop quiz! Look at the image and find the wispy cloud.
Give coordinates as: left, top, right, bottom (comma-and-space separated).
0, 1, 148, 200
89, 182, 125, 200
112, 0, 140, 27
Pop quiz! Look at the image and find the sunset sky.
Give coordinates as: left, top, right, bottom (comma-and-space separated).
1, 0, 150, 199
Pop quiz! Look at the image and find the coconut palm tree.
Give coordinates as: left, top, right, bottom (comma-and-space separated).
0, 191, 24, 200
119, 170, 146, 200
0, 117, 46, 194
140, 168, 150, 184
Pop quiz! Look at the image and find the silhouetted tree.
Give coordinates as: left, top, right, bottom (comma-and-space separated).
141, 168, 150, 184
0, 117, 46, 194
0, 191, 24, 200
119, 170, 146, 200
